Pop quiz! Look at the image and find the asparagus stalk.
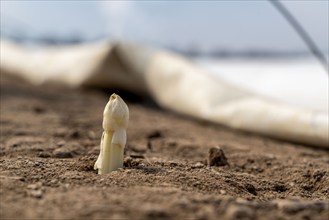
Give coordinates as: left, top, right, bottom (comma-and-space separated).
94, 94, 129, 174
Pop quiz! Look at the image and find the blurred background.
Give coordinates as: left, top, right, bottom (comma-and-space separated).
1, 1, 328, 52
1, 0, 328, 111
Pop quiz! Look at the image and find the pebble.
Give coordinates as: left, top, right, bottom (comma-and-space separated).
27, 182, 42, 190
208, 146, 229, 166
50, 179, 58, 185
27, 182, 43, 199
87, 131, 96, 140
38, 152, 51, 158
168, 161, 178, 167
147, 130, 163, 139
28, 190, 43, 198
53, 148, 73, 158
192, 162, 205, 168
220, 190, 226, 195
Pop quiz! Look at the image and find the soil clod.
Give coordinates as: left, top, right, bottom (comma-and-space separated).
147, 130, 163, 139
38, 152, 51, 158
208, 146, 229, 166
53, 148, 73, 158
124, 156, 141, 167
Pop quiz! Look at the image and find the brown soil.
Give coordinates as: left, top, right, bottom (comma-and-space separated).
1, 74, 328, 220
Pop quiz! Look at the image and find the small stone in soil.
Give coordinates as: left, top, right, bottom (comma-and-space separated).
192, 162, 204, 168
27, 182, 42, 190
147, 130, 163, 139
28, 190, 43, 198
53, 148, 73, 158
87, 131, 96, 140
208, 146, 229, 166
38, 152, 51, 158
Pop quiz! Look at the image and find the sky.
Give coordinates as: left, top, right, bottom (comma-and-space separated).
1, 0, 328, 52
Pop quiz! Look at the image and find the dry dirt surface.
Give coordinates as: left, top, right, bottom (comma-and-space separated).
1, 74, 329, 220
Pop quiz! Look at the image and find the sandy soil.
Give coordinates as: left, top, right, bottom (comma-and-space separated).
0, 73, 328, 220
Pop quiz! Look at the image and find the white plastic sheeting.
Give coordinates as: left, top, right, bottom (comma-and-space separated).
1, 40, 328, 148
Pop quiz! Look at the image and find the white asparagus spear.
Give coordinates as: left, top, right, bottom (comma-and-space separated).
94, 94, 129, 174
